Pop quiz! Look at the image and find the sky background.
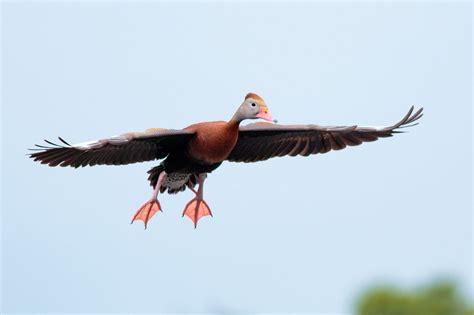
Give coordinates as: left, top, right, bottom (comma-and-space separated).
1, 1, 472, 314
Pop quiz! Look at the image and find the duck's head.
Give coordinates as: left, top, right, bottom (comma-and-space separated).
232, 92, 277, 123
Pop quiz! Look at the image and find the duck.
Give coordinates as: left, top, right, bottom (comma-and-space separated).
30, 93, 423, 228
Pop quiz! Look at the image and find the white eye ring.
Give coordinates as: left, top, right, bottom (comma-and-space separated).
250, 102, 257, 107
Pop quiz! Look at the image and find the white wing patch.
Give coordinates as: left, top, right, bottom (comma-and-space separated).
73, 134, 130, 150
359, 125, 385, 130
73, 140, 101, 149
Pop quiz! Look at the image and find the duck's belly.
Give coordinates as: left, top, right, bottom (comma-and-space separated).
163, 172, 190, 189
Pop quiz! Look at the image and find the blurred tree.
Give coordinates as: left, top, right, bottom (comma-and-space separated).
356, 280, 473, 315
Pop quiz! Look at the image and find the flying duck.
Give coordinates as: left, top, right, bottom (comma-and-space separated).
30, 93, 423, 228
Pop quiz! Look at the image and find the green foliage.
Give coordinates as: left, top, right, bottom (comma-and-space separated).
356, 281, 473, 315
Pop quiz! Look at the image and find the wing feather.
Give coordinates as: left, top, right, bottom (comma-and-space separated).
30, 129, 195, 167
227, 106, 423, 163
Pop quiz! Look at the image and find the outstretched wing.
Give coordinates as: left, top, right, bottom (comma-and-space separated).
29, 128, 195, 167
227, 106, 423, 163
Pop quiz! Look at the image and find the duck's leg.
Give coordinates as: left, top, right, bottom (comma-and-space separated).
182, 174, 213, 228
131, 171, 167, 229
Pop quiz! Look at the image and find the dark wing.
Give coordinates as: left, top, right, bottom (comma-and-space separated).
227, 106, 423, 163
29, 128, 195, 167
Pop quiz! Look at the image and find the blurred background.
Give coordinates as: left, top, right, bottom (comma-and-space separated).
356, 280, 472, 315
1, 2, 472, 314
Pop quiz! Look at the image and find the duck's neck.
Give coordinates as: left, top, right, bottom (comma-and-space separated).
229, 110, 245, 127
227, 117, 242, 130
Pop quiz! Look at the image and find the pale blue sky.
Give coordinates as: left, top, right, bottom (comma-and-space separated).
1, 2, 472, 314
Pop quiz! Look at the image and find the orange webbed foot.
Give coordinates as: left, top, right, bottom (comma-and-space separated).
131, 200, 162, 229
182, 198, 213, 228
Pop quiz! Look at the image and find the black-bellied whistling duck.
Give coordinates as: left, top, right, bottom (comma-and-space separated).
30, 93, 423, 228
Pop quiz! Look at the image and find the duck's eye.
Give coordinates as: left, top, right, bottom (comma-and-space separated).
251, 103, 257, 107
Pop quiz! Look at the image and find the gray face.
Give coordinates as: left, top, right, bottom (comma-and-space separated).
239, 98, 260, 120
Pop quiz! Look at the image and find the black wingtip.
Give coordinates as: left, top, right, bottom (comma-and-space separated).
391, 106, 424, 131
43, 139, 64, 148
58, 136, 71, 146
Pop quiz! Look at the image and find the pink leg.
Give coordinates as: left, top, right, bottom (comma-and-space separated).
182, 174, 213, 228
131, 171, 167, 229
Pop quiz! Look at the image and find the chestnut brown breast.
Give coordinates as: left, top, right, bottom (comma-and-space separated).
184, 121, 239, 164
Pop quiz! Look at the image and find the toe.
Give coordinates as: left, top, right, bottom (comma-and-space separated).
131, 200, 161, 227
182, 199, 212, 228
